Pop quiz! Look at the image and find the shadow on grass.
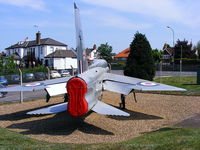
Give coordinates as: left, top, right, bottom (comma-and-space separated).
149, 127, 178, 134
139, 127, 178, 135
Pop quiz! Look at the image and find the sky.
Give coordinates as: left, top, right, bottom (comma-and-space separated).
0, 0, 200, 54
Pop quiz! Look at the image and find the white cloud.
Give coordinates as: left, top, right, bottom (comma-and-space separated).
0, 18, 72, 29
79, 0, 200, 27
0, 0, 47, 10
82, 9, 152, 30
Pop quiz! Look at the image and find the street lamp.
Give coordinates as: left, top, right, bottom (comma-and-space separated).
180, 45, 183, 81
167, 26, 175, 47
167, 26, 175, 70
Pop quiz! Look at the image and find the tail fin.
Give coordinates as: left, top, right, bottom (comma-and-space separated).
74, 3, 88, 74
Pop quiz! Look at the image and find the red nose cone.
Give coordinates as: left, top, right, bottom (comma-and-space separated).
67, 77, 88, 117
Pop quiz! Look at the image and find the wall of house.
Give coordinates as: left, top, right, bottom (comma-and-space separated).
53, 58, 77, 70
46, 46, 67, 56
6, 48, 24, 58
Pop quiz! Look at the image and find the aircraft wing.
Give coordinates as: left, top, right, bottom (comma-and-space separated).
103, 73, 186, 95
0, 76, 72, 92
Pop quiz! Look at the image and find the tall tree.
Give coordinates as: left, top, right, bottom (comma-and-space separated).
97, 43, 113, 63
174, 39, 194, 59
124, 32, 155, 81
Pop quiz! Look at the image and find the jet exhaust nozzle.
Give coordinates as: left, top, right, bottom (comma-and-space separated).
66, 77, 88, 117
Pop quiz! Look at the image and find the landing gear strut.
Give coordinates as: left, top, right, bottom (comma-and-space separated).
119, 94, 126, 109
64, 93, 69, 102
119, 91, 137, 109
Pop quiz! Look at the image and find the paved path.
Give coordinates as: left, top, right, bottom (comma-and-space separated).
0, 90, 46, 103
175, 114, 200, 128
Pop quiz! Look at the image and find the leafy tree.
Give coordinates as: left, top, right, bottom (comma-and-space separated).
196, 41, 200, 59
174, 39, 195, 59
0, 55, 4, 72
5, 56, 17, 73
152, 49, 162, 64
163, 43, 171, 49
97, 43, 113, 63
124, 32, 155, 81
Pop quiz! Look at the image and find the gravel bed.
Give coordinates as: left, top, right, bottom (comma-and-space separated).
0, 92, 199, 144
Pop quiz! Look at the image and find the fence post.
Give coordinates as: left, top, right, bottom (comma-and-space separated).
18, 68, 23, 103
46, 66, 50, 80
197, 66, 200, 85
70, 65, 74, 76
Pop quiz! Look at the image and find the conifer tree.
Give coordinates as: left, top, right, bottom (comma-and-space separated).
124, 32, 155, 81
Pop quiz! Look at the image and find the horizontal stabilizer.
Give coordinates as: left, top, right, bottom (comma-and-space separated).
27, 102, 67, 115
92, 101, 130, 116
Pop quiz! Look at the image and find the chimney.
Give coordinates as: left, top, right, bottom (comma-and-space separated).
36, 31, 41, 45
93, 44, 97, 50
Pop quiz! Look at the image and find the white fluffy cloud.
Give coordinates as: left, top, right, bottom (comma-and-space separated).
0, 0, 46, 10
79, 0, 200, 27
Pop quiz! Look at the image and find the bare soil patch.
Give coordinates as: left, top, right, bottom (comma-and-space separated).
0, 92, 199, 144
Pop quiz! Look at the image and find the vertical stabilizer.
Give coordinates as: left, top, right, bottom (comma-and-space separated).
74, 3, 88, 74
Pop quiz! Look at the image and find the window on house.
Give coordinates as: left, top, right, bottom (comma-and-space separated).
50, 47, 54, 53
32, 48, 35, 56
40, 47, 43, 55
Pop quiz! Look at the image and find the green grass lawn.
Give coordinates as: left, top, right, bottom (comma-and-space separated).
154, 76, 200, 95
1, 127, 200, 150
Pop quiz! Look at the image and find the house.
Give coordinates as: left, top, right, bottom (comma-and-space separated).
5, 31, 68, 65
162, 47, 173, 65
86, 44, 97, 61
114, 48, 130, 62
45, 50, 77, 70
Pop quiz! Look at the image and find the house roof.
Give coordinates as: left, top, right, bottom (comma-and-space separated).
163, 47, 174, 55
114, 48, 130, 58
45, 50, 77, 58
6, 38, 67, 50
